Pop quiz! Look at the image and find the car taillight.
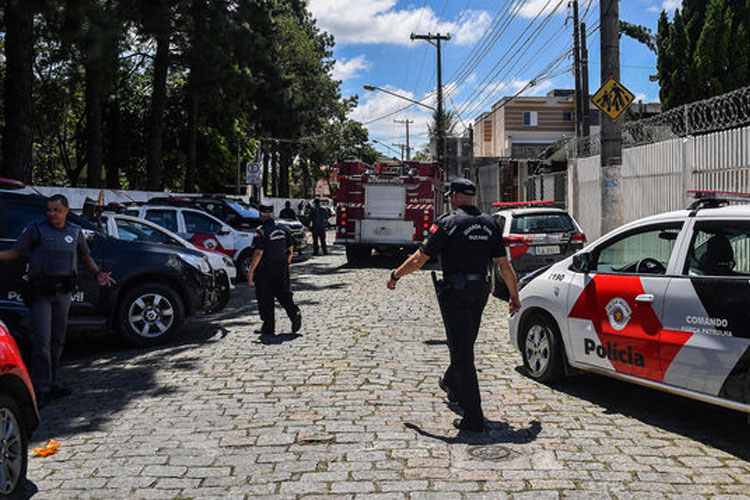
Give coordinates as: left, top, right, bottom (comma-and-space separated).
571, 233, 586, 243
504, 235, 529, 260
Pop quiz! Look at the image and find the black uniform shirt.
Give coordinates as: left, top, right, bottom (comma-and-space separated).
310, 206, 328, 230
14, 221, 90, 277
279, 207, 297, 220
253, 219, 293, 269
419, 205, 505, 276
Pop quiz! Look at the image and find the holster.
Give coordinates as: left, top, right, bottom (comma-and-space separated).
28, 274, 78, 299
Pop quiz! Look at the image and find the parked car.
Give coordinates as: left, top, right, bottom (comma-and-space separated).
0, 192, 216, 346
97, 212, 236, 314
0, 319, 38, 499
490, 201, 586, 299
148, 196, 309, 256
508, 191, 750, 416
124, 204, 258, 278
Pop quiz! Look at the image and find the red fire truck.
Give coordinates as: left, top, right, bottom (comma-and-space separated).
334, 160, 444, 263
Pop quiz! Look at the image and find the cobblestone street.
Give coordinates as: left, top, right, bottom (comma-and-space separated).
28, 239, 750, 499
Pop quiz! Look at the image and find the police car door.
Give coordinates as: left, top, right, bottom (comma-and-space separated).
567, 222, 684, 382
659, 219, 750, 405
182, 210, 231, 253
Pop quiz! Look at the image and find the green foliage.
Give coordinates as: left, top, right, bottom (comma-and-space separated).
656, 0, 750, 110
619, 21, 657, 52
1, 0, 374, 193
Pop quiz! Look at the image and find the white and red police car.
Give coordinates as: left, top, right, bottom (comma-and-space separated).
509, 191, 750, 415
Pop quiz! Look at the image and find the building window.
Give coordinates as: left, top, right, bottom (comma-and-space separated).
562, 111, 572, 122
483, 120, 492, 142
522, 111, 538, 126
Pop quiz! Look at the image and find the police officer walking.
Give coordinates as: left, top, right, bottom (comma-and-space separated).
279, 200, 297, 220
0, 194, 115, 408
386, 179, 521, 432
247, 204, 302, 336
309, 198, 328, 256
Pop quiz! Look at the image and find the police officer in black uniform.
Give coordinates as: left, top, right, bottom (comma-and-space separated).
0, 194, 115, 408
247, 204, 302, 335
386, 179, 521, 432
310, 198, 329, 256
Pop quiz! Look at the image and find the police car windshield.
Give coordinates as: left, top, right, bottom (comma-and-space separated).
511, 213, 575, 234
226, 201, 259, 218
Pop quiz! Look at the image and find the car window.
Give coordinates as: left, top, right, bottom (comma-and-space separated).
184, 211, 222, 234
595, 223, 683, 275
510, 213, 575, 234
0, 201, 46, 239
145, 209, 178, 232
116, 219, 181, 246
685, 221, 750, 277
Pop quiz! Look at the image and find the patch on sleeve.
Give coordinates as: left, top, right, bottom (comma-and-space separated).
429, 224, 438, 234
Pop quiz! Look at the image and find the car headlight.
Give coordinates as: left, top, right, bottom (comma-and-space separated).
181, 254, 211, 274
222, 256, 235, 267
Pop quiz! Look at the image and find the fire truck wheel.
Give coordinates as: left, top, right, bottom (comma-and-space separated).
345, 245, 370, 263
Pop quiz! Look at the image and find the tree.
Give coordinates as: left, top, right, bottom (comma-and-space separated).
656, 11, 673, 107
2, 0, 37, 182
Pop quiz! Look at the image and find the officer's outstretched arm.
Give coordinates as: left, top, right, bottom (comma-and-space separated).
387, 250, 430, 289
494, 256, 521, 314
0, 249, 21, 261
247, 250, 263, 285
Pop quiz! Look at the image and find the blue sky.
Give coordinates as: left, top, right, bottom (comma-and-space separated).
308, 0, 679, 157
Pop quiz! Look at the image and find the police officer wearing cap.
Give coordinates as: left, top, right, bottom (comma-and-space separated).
0, 194, 116, 408
386, 178, 521, 432
247, 204, 302, 335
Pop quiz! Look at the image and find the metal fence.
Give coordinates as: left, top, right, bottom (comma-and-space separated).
570, 124, 750, 241
525, 172, 567, 209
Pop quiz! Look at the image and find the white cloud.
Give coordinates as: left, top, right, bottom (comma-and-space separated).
308, 0, 491, 46
647, 0, 680, 13
332, 55, 371, 80
351, 85, 434, 145
518, 0, 568, 19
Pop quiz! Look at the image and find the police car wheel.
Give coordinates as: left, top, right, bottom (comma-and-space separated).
206, 276, 231, 314
237, 252, 253, 279
0, 394, 28, 500
520, 313, 565, 383
118, 283, 185, 346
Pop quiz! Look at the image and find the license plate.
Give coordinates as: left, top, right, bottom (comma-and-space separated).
535, 245, 560, 255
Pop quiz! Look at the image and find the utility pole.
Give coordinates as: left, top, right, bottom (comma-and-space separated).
571, 0, 583, 138
394, 119, 413, 160
600, 0, 623, 234
391, 143, 407, 161
411, 32, 451, 176
580, 22, 590, 137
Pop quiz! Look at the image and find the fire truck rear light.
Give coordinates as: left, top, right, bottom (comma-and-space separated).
423, 215, 429, 221
423, 223, 429, 229
339, 228, 346, 234
571, 233, 586, 243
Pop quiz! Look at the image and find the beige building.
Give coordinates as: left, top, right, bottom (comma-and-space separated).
474, 89, 599, 158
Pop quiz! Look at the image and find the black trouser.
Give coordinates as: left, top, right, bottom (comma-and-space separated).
30, 292, 72, 396
312, 227, 327, 255
439, 281, 490, 426
254, 265, 300, 332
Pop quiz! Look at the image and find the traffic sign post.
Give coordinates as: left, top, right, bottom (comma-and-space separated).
246, 162, 261, 185
592, 76, 634, 121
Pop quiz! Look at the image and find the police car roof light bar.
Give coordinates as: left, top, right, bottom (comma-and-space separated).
687, 190, 750, 212
491, 200, 555, 207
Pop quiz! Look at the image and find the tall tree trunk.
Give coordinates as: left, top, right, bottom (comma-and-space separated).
84, 40, 104, 188
106, 100, 123, 188
279, 144, 290, 197
146, 30, 170, 191
301, 157, 310, 198
2, 0, 35, 182
262, 143, 270, 197
185, 78, 199, 192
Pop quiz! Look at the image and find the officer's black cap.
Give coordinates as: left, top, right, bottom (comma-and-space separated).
446, 178, 476, 196
258, 204, 274, 214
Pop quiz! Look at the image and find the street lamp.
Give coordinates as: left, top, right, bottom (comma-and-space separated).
362, 85, 436, 112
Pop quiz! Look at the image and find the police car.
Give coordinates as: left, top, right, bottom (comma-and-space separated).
491, 201, 586, 299
508, 191, 750, 415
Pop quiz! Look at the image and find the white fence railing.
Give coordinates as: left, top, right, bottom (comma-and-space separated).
570, 124, 750, 241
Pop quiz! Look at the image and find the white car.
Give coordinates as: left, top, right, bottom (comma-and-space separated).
98, 212, 236, 313
125, 205, 256, 277
508, 191, 750, 416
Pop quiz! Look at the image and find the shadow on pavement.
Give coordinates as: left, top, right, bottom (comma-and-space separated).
423, 339, 447, 346
255, 333, 302, 345
521, 366, 750, 459
404, 420, 542, 445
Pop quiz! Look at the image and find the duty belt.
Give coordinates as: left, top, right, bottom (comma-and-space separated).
444, 273, 488, 282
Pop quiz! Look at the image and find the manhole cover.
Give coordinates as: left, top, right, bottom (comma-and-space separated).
467, 445, 512, 461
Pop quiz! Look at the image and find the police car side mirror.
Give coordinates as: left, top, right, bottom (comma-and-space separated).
570, 252, 591, 274
218, 228, 230, 236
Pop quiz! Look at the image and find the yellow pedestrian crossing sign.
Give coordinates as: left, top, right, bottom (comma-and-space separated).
592, 76, 635, 121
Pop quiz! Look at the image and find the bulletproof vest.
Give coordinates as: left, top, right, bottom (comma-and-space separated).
27, 222, 80, 278
259, 221, 289, 267
439, 206, 497, 277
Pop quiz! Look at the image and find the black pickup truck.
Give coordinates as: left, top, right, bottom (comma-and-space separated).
0, 192, 216, 346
